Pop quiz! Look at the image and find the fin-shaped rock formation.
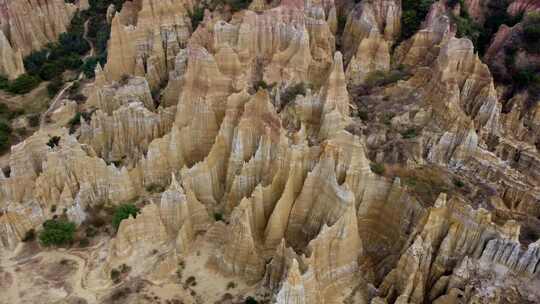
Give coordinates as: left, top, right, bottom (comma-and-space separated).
0, 0, 539, 303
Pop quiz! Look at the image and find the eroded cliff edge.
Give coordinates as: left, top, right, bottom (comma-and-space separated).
0, 0, 539, 303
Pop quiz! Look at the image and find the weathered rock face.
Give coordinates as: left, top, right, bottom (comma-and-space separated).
0, 30, 24, 78
375, 195, 540, 304
0, 0, 78, 56
104, 0, 192, 88
1, 0, 540, 303
507, 0, 540, 16
346, 31, 390, 86
79, 102, 175, 165
394, 0, 455, 69
464, 0, 540, 24
87, 75, 156, 114
342, 0, 401, 61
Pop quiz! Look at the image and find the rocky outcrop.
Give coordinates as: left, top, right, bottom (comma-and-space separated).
159, 174, 211, 252
0, 30, 24, 78
342, 0, 401, 61
345, 30, 390, 86
80, 102, 175, 165
481, 238, 540, 276
109, 203, 170, 261
0, 0, 77, 56
104, 0, 192, 88
1, 1, 540, 303
87, 75, 156, 114
508, 0, 540, 16
394, 1, 455, 68
377, 195, 502, 303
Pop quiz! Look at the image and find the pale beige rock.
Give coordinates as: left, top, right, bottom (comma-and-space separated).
0, 30, 24, 79
394, 1, 454, 68
159, 174, 211, 252
346, 31, 390, 86
0, 0, 77, 56
87, 76, 155, 114
104, 0, 191, 88
214, 198, 266, 282
342, 0, 401, 61
79, 102, 175, 164
49, 100, 78, 127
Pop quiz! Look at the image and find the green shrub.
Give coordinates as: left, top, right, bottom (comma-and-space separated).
60, 54, 84, 70
82, 56, 101, 78
145, 183, 165, 193
39, 63, 64, 81
38, 219, 76, 246
47, 78, 64, 98
0, 120, 11, 134
337, 14, 347, 37
213, 212, 224, 222
523, 12, 540, 53
7, 74, 40, 94
28, 114, 41, 127
245, 296, 258, 304
401, 0, 435, 41
0, 103, 9, 117
189, 6, 205, 30
253, 80, 270, 91
0, 120, 12, 152
24, 50, 48, 76
79, 238, 90, 247
0, 129, 10, 151
453, 178, 465, 188
358, 110, 369, 121
68, 111, 92, 133
454, 13, 482, 47
96, 27, 111, 54
69, 112, 83, 128
370, 163, 385, 175
18, 0, 119, 91
401, 128, 418, 139
58, 32, 90, 55
0, 75, 9, 90
226, 0, 251, 12
47, 136, 61, 148
119, 263, 131, 273
112, 204, 140, 231
281, 83, 307, 105
110, 268, 121, 283
382, 113, 395, 126
22, 229, 36, 242
86, 226, 99, 237
513, 68, 539, 89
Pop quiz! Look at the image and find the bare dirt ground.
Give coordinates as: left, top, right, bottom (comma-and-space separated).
0, 232, 257, 304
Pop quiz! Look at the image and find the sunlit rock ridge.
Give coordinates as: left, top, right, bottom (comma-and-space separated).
0, 0, 539, 303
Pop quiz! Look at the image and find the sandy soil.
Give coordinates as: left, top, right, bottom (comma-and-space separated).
0, 232, 258, 304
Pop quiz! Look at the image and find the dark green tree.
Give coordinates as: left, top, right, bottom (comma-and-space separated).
39, 219, 76, 246
112, 204, 140, 231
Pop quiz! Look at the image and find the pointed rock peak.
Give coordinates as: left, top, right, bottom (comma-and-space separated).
392, 177, 401, 187
169, 173, 183, 192
286, 258, 303, 284
95, 63, 103, 73
332, 52, 345, 75
500, 220, 521, 242
434, 192, 447, 208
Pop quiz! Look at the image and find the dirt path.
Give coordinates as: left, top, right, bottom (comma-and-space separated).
0, 241, 108, 304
